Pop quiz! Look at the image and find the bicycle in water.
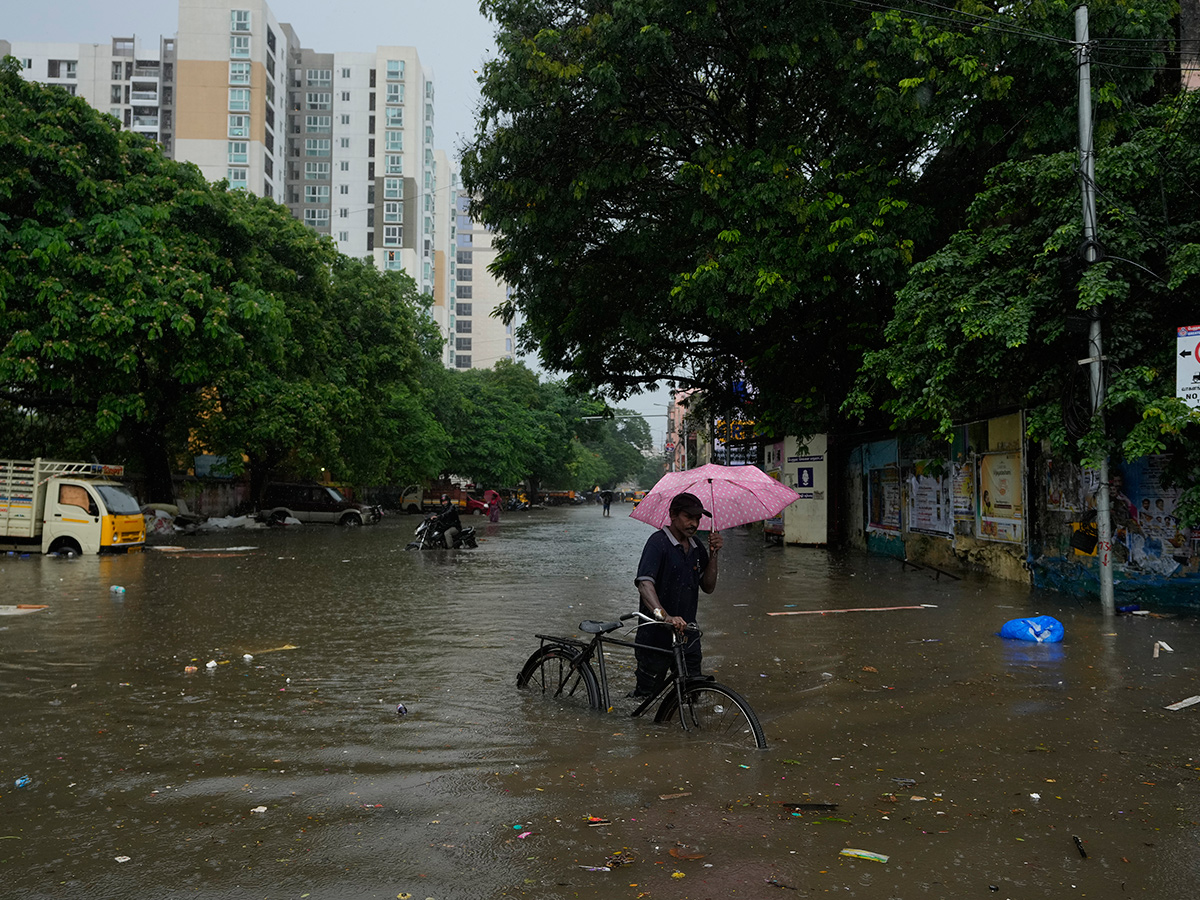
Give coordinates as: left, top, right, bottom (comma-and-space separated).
516, 611, 766, 749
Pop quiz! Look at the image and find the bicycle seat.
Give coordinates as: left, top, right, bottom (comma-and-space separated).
579, 619, 622, 634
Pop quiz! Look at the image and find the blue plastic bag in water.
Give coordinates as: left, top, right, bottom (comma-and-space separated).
997, 615, 1064, 643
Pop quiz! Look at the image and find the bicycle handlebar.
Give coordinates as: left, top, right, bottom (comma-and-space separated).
620, 611, 701, 637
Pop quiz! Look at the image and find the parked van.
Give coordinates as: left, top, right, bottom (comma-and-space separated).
261, 483, 381, 526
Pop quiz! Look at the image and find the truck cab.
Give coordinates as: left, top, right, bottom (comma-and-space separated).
46, 478, 145, 554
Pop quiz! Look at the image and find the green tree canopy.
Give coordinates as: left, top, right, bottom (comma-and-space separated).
1, 58, 449, 499
849, 92, 1200, 517
462, 0, 1175, 439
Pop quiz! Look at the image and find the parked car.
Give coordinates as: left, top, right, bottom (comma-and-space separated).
260, 483, 381, 526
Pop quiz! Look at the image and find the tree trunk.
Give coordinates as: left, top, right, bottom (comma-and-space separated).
139, 425, 175, 503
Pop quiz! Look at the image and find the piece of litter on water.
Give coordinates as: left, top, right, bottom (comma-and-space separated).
250, 806, 267, 814
114, 856, 131, 863
840, 848, 889, 863
659, 792, 692, 800
578, 865, 610, 872
587, 817, 611, 827
1165, 694, 1200, 711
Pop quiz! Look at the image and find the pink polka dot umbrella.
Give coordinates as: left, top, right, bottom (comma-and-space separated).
630, 463, 799, 531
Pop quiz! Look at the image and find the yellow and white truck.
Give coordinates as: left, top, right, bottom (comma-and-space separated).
0, 459, 145, 555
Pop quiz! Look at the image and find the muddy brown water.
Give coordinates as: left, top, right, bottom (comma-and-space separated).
2, 505, 1199, 899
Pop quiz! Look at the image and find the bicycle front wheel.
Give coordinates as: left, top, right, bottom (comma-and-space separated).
655, 681, 767, 749
517, 646, 600, 710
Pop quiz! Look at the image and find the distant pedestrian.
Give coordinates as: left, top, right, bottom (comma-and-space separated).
601, 489, 613, 517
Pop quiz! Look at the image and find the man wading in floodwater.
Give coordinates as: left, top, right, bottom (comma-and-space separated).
629, 492, 723, 697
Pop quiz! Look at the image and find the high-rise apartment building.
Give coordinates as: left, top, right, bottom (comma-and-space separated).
1, 36, 177, 151
3, 0, 509, 363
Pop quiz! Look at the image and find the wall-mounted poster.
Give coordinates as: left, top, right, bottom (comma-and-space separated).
952, 460, 975, 529
906, 460, 952, 537
979, 452, 1023, 543
868, 463, 901, 533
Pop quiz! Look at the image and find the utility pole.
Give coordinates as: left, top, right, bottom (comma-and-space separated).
1076, 5, 1115, 614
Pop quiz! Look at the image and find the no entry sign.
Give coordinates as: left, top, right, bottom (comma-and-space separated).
1179, 325, 1200, 410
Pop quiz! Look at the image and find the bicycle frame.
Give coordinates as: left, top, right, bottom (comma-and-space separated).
533, 613, 699, 732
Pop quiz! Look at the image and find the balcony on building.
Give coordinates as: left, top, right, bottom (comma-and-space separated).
130, 81, 160, 104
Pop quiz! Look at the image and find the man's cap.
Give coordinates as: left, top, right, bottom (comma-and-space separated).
670, 492, 711, 518
441, 493, 449, 501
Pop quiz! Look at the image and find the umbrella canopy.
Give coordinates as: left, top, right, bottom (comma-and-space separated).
630, 463, 799, 531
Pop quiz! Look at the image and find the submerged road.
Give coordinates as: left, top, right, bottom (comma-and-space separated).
2, 505, 1199, 898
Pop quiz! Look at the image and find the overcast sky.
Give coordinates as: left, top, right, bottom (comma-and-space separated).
4, 0, 675, 439
2, 0, 498, 162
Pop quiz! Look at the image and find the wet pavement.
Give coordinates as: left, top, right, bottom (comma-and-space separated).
2, 505, 1200, 899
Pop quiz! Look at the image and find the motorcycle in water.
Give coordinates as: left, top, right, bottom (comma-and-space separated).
406, 514, 478, 550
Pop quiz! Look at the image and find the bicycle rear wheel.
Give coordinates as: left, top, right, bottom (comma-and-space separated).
517, 646, 600, 710
655, 681, 767, 749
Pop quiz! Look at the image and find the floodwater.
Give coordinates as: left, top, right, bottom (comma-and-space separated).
2, 506, 1199, 899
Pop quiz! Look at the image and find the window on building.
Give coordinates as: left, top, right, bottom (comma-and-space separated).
111, 61, 123, 80
386, 82, 402, 105
227, 168, 248, 188
228, 115, 250, 137
228, 141, 249, 163
304, 185, 329, 203
456, 286, 473, 299
341, 67, 351, 79
340, 160, 350, 171
340, 113, 350, 125
306, 92, 331, 110
385, 106, 402, 127
455, 303, 472, 317
306, 69, 331, 87
457, 268, 472, 282
383, 225, 402, 246
266, 27, 275, 53
456, 250, 472, 265
383, 202, 401, 223
229, 88, 250, 111
386, 59, 405, 80
340, 136, 350, 148
385, 130, 403, 151
341, 90, 351, 101
21, 58, 33, 70
455, 319, 472, 334
339, 231, 349, 242
384, 154, 402, 175
231, 9, 251, 32
231, 36, 250, 58
304, 138, 331, 156
456, 214, 472, 231
454, 356, 472, 369
383, 177, 402, 200
384, 249, 402, 269
47, 59, 78, 79
305, 115, 331, 133
303, 208, 330, 228
229, 62, 251, 85
339, 184, 349, 195
110, 85, 122, 103
339, 208, 348, 218
455, 337, 472, 351
304, 161, 330, 179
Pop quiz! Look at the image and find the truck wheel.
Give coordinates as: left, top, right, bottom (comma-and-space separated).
339, 513, 363, 527
406, 503, 421, 514
48, 537, 82, 557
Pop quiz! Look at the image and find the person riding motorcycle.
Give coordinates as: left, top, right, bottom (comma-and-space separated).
431, 494, 462, 548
